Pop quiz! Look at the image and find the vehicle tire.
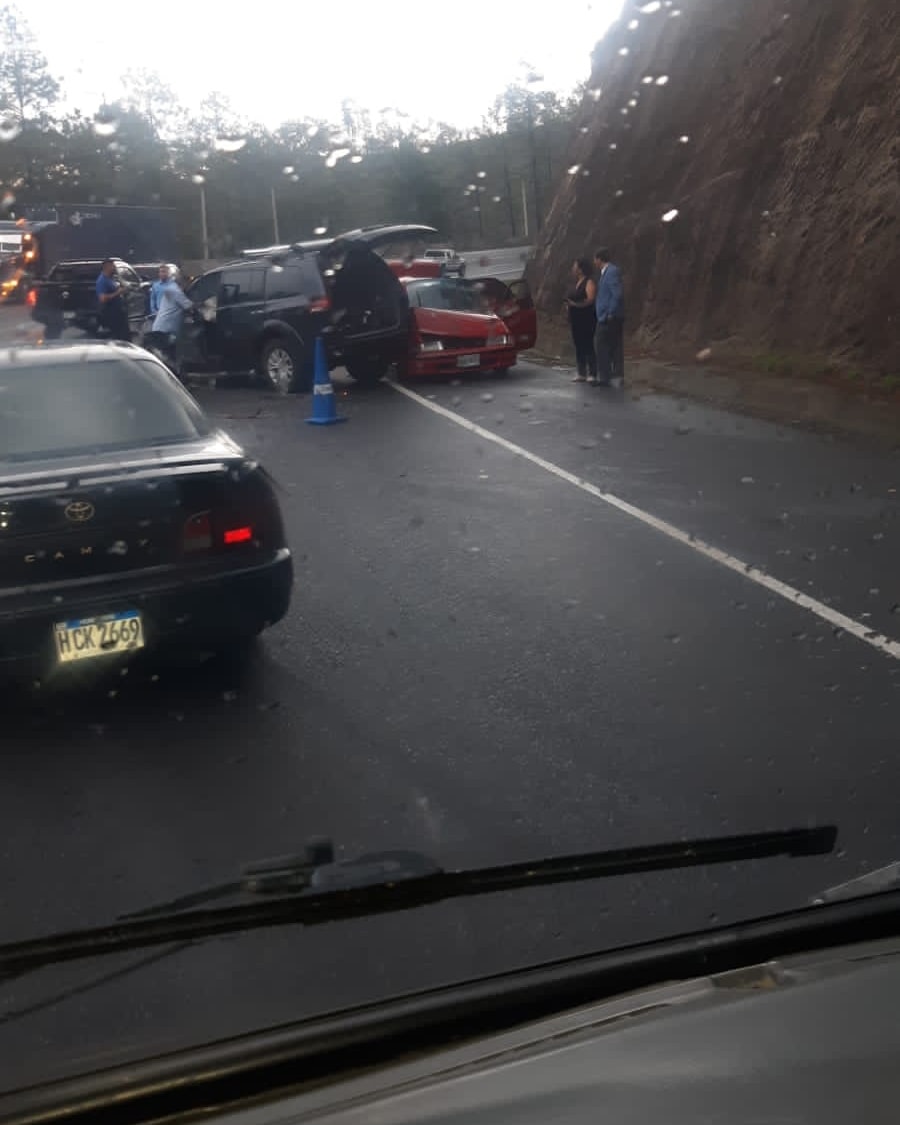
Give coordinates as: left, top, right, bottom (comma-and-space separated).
458, 264, 466, 278
346, 358, 389, 388
260, 336, 308, 394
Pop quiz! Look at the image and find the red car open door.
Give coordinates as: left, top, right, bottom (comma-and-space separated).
467, 277, 537, 352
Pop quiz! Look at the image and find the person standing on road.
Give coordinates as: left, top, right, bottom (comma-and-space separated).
593, 247, 625, 387
563, 257, 598, 383
148, 263, 171, 317
146, 269, 193, 369
95, 259, 131, 341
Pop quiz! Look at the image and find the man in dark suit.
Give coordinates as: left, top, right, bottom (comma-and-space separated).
593, 247, 625, 386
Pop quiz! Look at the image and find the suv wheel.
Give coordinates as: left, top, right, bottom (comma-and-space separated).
346, 358, 389, 388
260, 336, 306, 394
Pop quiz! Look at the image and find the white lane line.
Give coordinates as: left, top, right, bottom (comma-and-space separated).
390, 382, 900, 662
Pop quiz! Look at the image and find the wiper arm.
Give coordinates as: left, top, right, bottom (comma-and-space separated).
0, 826, 836, 982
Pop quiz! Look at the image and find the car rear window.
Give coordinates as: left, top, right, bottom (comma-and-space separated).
48, 263, 103, 283
0, 355, 211, 461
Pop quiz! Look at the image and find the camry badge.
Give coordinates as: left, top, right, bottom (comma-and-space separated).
64, 500, 95, 523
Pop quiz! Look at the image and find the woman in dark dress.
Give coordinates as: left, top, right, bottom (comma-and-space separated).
564, 257, 597, 383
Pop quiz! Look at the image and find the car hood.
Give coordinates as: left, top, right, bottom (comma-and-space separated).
411, 307, 505, 337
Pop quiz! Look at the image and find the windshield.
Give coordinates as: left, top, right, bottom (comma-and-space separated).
406, 278, 480, 311
0, 354, 210, 458
47, 262, 104, 282
1, 0, 898, 1107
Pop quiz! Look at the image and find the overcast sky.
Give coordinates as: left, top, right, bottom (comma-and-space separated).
26, 1, 625, 131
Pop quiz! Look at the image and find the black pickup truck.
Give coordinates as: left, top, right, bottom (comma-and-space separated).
28, 259, 149, 339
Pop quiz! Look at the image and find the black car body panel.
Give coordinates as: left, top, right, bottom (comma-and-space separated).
0, 344, 293, 672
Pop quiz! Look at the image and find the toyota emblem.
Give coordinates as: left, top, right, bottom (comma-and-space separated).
64, 500, 95, 523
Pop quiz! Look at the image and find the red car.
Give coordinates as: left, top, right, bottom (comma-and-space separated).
399, 277, 516, 378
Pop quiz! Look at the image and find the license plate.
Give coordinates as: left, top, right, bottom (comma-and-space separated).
63, 311, 76, 321
54, 610, 145, 664
457, 354, 480, 368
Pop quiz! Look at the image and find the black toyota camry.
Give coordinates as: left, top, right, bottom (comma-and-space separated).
0, 342, 293, 678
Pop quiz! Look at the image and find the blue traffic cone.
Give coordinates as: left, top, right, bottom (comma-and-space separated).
306, 337, 347, 426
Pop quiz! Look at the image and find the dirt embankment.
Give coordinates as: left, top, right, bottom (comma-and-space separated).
529, 0, 900, 392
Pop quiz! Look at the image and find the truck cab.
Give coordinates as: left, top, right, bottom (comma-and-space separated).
423, 248, 466, 277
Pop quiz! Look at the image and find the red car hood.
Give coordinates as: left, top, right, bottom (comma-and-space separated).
412, 307, 505, 338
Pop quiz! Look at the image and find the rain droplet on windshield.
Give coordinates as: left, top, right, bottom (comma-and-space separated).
93, 112, 119, 137
0, 117, 22, 142
618, 47, 630, 56
1, 191, 15, 209
567, 164, 581, 174
214, 135, 247, 153
191, 173, 205, 185
656, 75, 670, 85
628, 18, 639, 29
662, 208, 680, 222
314, 225, 328, 235
639, 0, 662, 10
282, 165, 295, 175
679, 134, 690, 143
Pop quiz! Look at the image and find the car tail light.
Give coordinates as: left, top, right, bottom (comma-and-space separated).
26, 288, 37, 307
183, 511, 213, 552
309, 296, 330, 312
488, 333, 511, 347
224, 525, 253, 545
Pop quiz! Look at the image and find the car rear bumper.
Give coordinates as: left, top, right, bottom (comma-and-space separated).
0, 549, 293, 674
404, 345, 516, 378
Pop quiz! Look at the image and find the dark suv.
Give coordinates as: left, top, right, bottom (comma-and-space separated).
177, 224, 438, 393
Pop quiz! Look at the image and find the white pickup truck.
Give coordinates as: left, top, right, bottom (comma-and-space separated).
423, 248, 466, 277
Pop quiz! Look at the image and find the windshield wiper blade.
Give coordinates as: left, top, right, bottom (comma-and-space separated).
0, 825, 836, 982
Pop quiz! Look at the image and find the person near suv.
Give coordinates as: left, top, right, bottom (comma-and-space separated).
95, 259, 131, 341
145, 268, 194, 368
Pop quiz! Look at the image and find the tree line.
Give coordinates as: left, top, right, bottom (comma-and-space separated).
0, 5, 583, 257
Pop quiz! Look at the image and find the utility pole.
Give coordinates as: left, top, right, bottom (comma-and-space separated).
200, 184, 209, 260
271, 186, 280, 244
521, 179, 529, 239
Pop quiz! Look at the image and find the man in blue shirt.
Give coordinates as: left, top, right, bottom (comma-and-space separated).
148, 263, 171, 316
95, 259, 130, 340
593, 247, 625, 387
145, 272, 193, 368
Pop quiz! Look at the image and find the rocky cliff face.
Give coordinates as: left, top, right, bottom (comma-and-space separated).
530, 0, 899, 376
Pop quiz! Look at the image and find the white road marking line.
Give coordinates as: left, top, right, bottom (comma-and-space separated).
391, 382, 900, 662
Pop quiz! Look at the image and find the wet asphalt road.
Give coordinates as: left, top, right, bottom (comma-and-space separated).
2, 345, 900, 1088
